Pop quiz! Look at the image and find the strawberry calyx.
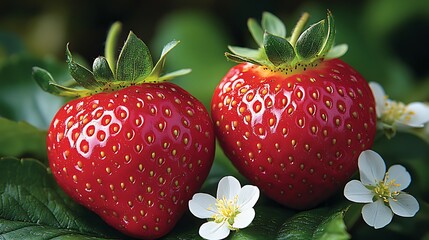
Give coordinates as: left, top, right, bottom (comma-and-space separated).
226, 10, 348, 73
33, 22, 190, 98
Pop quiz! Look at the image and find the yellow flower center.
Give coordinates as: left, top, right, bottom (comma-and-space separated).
210, 195, 240, 229
381, 98, 414, 125
373, 172, 401, 203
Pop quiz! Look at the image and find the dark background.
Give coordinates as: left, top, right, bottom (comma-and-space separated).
2, 0, 429, 82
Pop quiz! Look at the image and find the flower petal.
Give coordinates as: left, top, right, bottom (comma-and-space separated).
389, 193, 419, 217
199, 221, 230, 240
189, 193, 217, 219
232, 208, 255, 229
386, 165, 411, 192
369, 82, 386, 118
362, 199, 393, 229
217, 176, 241, 200
237, 185, 260, 210
344, 180, 374, 203
358, 150, 386, 186
398, 102, 429, 127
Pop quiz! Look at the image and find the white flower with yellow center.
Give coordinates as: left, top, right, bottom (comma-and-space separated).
344, 150, 419, 229
188, 176, 260, 240
369, 82, 429, 138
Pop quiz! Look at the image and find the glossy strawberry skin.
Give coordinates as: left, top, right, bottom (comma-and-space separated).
211, 59, 376, 209
47, 83, 215, 239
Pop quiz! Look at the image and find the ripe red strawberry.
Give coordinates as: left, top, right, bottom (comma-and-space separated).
211, 12, 376, 209
33, 23, 215, 239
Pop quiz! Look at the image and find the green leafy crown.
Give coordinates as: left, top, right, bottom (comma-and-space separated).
33, 22, 190, 98
226, 10, 348, 72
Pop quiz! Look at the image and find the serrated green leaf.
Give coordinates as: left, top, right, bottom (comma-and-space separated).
276, 207, 350, 240
248, 18, 264, 46
33, 67, 91, 98
262, 12, 286, 38
116, 31, 153, 82
0, 157, 124, 239
263, 32, 295, 66
295, 19, 327, 60
92, 56, 114, 82
66, 44, 101, 89
0, 118, 47, 161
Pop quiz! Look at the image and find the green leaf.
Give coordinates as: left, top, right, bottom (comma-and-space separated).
157, 68, 192, 82
263, 32, 295, 66
227, 46, 271, 66
0, 118, 47, 161
32, 66, 60, 92
231, 205, 296, 239
116, 31, 153, 82
343, 203, 363, 230
325, 44, 348, 59
0, 54, 68, 129
92, 56, 114, 82
161, 211, 204, 240
295, 19, 327, 60
319, 10, 336, 57
0, 219, 116, 240
247, 18, 264, 46
33, 67, 91, 98
144, 40, 188, 82
276, 207, 350, 240
289, 12, 310, 47
262, 12, 286, 38
66, 44, 101, 89
0, 157, 124, 239
104, 21, 122, 74
225, 52, 262, 66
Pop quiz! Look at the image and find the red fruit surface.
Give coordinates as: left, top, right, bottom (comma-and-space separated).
47, 83, 215, 239
211, 59, 376, 209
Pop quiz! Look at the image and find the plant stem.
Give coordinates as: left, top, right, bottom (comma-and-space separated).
105, 21, 122, 74
289, 12, 310, 47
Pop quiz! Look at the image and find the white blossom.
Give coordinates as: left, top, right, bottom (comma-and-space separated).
188, 176, 260, 240
344, 150, 419, 229
369, 82, 429, 138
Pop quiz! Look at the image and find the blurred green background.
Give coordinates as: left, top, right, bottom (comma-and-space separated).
1, 0, 429, 128
1, 0, 429, 239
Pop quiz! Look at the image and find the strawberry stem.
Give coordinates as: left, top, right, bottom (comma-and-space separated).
225, 11, 347, 70
33, 21, 190, 97
105, 21, 122, 73
289, 12, 310, 47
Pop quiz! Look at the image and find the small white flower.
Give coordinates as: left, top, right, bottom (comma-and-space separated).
188, 176, 260, 240
369, 82, 429, 138
344, 150, 419, 229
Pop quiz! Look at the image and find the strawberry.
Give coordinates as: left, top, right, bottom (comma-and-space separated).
211, 12, 376, 209
33, 23, 215, 239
